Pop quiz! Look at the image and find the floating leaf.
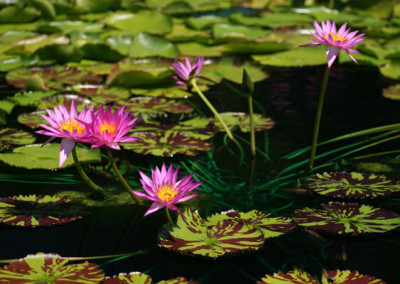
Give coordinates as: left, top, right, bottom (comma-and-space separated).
222, 40, 290, 55
131, 86, 193, 99
37, 94, 94, 111
206, 210, 294, 239
211, 112, 275, 133
37, 20, 104, 34
0, 128, 36, 149
113, 97, 193, 116
122, 131, 212, 156
104, 272, 152, 284
257, 267, 319, 284
0, 6, 40, 23
70, 84, 130, 104
0, 99, 15, 114
0, 195, 85, 227
10, 90, 57, 107
185, 15, 228, 30
383, 84, 400, 100
157, 277, 199, 284
213, 23, 268, 40
0, 253, 104, 282
159, 208, 264, 258
17, 111, 46, 129
306, 172, 400, 199
0, 143, 101, 169
6, 34, 69, 55
380, 62, 400, 81
321, 269, 386, 284
293, 202, 400, 235
67, 60, 114, 75
132, 33, 179, 58
229, 12, 312, 28
177, 42, 223, 57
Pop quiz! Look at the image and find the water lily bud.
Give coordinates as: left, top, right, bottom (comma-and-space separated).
242, 69, 254, 95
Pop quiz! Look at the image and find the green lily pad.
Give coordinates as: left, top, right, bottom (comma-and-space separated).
0, 143, 101, 169
0, 99, 15, 114
37, 94, 94, 111
0, 54, 54, 72
229, 12, 313, 28
306, 172, 400, 199
185, 15, 228, 30
17, 111, 46, 129
10, 90, 57, 107
0, 253, 104, 283
129, 33, 179, 58
37, 20, 104, 34
212, 112, 275, 133
122, 131, 212, 156
145, 0, 230, 11
104, 272, 152, 284
74, 0, 121, 13
222, 40, 290, 55
67, 60, 114, 75
0, 128, 36, 149
0, 30, 37, 44
70, 84, 131, 104
383, 84, 400, 100
212, 23, 268, 40
34, 44, 84, 63
0, 6, 40, 23
131, 86, 193, 99
0, 195, 85, 227
338, 51, 388, 67
177, 42, 223, 57
166, 22, 210, 41
206, 210, 294, 239
114, 97, 193, 116
80, 43, 124, 62
0, 23, 37, 34
6, 34, 70, 55
159, 208, 264, 258
380, 62, 400, 81
293, 202, 400, 235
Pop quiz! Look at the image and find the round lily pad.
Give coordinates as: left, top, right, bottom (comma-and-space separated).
0, 128, 36, 149
113, 97, 193, 115
211, 112, 275, 133
293, 202, 400, 235
122, 131, 212, 156
17, 111, 46, 129
382, 84, 400, 100
159, 208, 264, 258
37, 94, 95, 111
69, 84, 131, 104
306, 172, 400, 199
104, 272, 152, 284
0, 195, 85, 227
0, 253, 104, 282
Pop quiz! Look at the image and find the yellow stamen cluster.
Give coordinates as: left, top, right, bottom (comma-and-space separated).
324, 33, 347, 43
99, 122, 117, 137
156, 185, 178, 203
59, 119, 85, 136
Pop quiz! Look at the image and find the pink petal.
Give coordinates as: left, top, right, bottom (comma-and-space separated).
59, 138, 76, 168
326, 45, 339, 68
176, 193, 199, 203
144, 202, 165, 216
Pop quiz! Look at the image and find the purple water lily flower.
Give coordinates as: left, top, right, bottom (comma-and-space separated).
132, 163, 202, 216
301, 20, 365, 68
172, 56, 204, 85
36, 102, 94, 168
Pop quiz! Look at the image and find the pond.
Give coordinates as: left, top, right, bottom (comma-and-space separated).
0, 1, 400, 283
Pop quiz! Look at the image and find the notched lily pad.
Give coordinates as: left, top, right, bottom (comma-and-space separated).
17, 111, 46, 129
70, 84, 131, 104
0, 128, 36, 149
212, 112, 275, 133
159, 208, 264, 258
0, 195, 85, 227
306, 172, 400, 199
293, 202, 400, 235
37, 94, 94, 111
122, 131, 212, 156
0, 253, 104, 282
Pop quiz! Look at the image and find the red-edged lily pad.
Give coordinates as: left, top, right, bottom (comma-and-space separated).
122, 131, 212, 156
159, 208, 264, 258
0, 253, 104, 283
257, 267, 319, 284
104, 272, 152, 284
293, 202, 400, 235
211, 112, 275, 133
70, 84, 131, 104
6, 66, 102, 89
0, 195, 85, 227
157, 277, 199, 284
114, 97, 193, 116
17, 111, 46, 129
37, 94, 95, 111
0, 128, 35, 149
206, 210, 294, 239
306, 172, 400, 199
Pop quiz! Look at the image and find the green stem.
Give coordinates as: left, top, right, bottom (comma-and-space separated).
107, 150, 143, 205
248, 94, 256, 156
71, 147, 105, 198
165, 206, 174, 226
309, 66, 330, 168
328, 0, 334, 9
191, 79, 235, 140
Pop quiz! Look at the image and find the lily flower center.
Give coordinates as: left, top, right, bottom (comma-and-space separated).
156, 185, 178, 203
324, 33, 347, 43
59, 119, 85, 136
99, 122, 117, 137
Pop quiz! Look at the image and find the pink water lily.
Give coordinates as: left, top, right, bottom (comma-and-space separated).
172, 56, 204, 85
82, 105, 140, 150
301, 20, 365, 68
132, 163, 202, 216
36, 101, 94, 167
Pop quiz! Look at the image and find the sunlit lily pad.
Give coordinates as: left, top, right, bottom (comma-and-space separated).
17, 111, 46, 129
0, 143, 101, 169
70, 84, 131, 104
0, 195, 85, 227
37, 94, 94, 111
306, 172, 400, 198
211, 112, 275, 133
129, 33, 179, 58
293, 202, 400, 235
104, 272, 152, 284
206, 210, 294, 239
229, 12, 313, 28
0, 128, 35, 149
0, 99, 15, 114
37, 20, 104, 34
159, 208, 264, 258
177, 42, 223, 57
212, 23, 268, 40
257, 267, 319, 284
185, 15, 228, 30
10, 90, 57, 107
122, 131, 212, 156
6, 66, 102, 89
6, 34, 69, 55
131, 86, 193, 99
114, 97, 193, 115
383, 84, 400, 100
379, 62, 400, 81
0, 253, 104, 282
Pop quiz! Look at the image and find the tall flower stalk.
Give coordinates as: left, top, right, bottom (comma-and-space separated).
301, 20, 364, 168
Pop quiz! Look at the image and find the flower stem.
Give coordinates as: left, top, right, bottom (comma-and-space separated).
107, 150, 143, 205
165, 206, 174, 226
191, 79, 235, 140
309, 66, 331, 168
328, 0, 335, 9
71, 147, 105, 198
248, 94, 256, 157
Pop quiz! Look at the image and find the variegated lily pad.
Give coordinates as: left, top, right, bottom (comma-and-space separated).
206, 210, 294, 239
306, 172, 400, 199
157, 277, 199, 284
257, 267, 319, 284
211, 112, 275, 133
6, 66, 102, 89
293, 202, 400, 235
0, 195, 85, 227
114, 97, 193, 115
0, 253, 104, 283
159, 208, 264, 258
131, 86, 193, 99
0, 128, 35, 149
122, 131, 212, 156
104, 272, 152, 284
70, 84, 131, 104
17, 111, 46, 129
37, 94, 95, 111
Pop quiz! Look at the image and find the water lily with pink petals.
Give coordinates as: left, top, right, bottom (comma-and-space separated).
172, 56, 204, 85
132, 164, 202, 216
301, 20, 365, 68
83, 105, 140, 150
36, 102, 94, 167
